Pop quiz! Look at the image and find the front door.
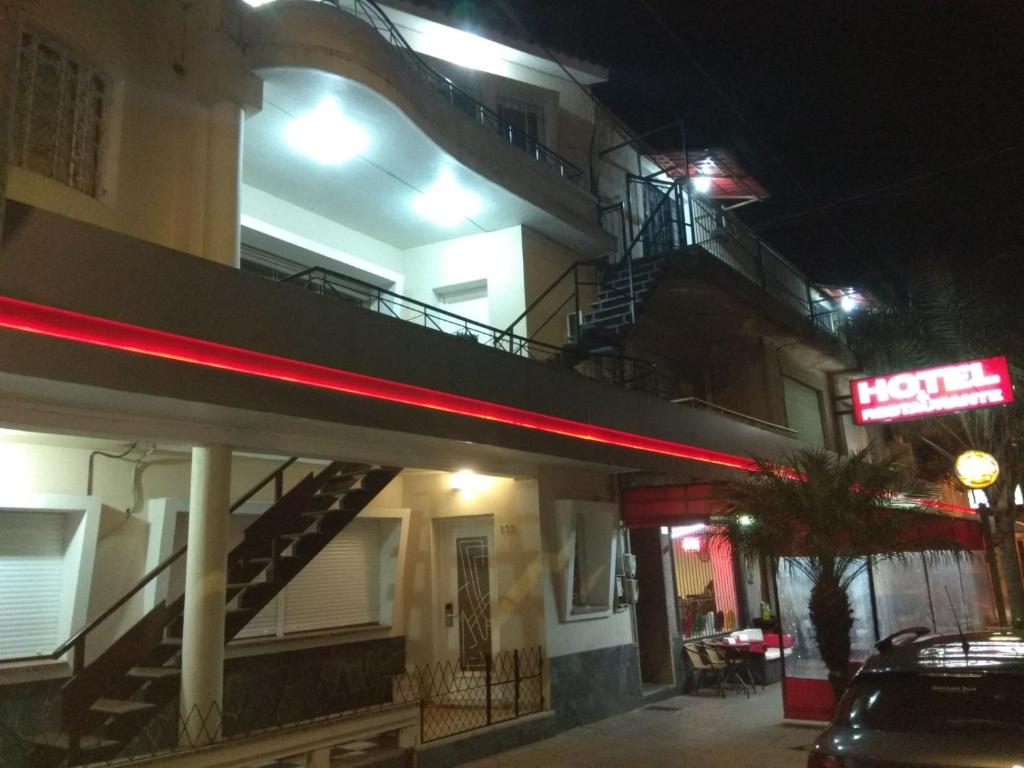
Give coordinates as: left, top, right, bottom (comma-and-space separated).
440, 518, 494, 670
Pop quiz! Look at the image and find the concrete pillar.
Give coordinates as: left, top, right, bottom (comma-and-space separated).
202, 101, 242, 268
180, 445, 232, 746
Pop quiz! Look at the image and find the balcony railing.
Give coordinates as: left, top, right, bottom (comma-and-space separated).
615, 176, 849, 342
272, 265, 662, 394
305, 0, 586, 187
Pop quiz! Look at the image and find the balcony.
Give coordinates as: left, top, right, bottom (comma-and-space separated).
0, 201, 799, 477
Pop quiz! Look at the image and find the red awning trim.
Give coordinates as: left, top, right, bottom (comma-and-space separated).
622, 483, 731, 527
624, 482, 985, 550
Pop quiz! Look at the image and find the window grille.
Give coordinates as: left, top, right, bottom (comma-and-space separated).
11, 29, 105, 196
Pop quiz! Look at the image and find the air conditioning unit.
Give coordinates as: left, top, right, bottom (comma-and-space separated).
566, 310, 582, 342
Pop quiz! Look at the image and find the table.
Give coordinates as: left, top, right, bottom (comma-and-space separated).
705, 641, 759, 696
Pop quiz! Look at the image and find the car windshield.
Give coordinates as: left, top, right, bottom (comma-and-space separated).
838, 673, 1024, 735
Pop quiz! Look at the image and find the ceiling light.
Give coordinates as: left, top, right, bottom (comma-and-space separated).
284, 98, 369, 166
242, 0, 276, 6
692, 175, 712, 193
737, 514, 755, 527
840, 295, 857, 312
412, 171, 482, 227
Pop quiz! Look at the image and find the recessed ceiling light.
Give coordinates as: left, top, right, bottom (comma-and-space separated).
412, 170, 483, 227
284, 97, 369, 166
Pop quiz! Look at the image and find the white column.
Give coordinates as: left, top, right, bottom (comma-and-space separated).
203, 101, 243, 268
180, 445, 232, 746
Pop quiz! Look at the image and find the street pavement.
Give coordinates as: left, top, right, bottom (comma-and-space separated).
457, 688, 817, 768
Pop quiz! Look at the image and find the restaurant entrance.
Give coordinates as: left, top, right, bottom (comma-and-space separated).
631, 526, 677, 689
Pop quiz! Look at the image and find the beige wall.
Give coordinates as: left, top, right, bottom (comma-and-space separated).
521, 226, 594, 349
399, 471, 546, 667
7, 0, 256, 258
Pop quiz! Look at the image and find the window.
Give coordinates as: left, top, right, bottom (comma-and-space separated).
672, 524, 739, 638
434, 280, 489, 329
555, 501, 616, 618
170, 513, 394, 640
496, 97, 544, 154
12, 30, 105, 196
783, 376, 827, 449
0, 511, 67, 657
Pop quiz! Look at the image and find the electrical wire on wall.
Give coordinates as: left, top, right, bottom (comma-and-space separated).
86, 443, 189, 516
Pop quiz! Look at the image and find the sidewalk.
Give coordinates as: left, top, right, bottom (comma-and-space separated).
456, 690, 818, 768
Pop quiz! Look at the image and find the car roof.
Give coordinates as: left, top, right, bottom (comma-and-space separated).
860, 630, 1024, 675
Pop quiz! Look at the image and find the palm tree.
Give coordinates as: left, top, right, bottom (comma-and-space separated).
717, 448, 965, 699
847, 252, 1024, 626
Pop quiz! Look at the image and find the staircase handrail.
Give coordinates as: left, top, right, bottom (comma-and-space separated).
496, 256, 606, 344
0, 456, 298, 667
321, 0, 584, 186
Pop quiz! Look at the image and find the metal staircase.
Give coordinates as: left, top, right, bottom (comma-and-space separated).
24, 460, 401, 767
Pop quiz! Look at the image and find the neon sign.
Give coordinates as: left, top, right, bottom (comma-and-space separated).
852, 356, 1014, 424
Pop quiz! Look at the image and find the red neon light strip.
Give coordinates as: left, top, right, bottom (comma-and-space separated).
0, 297, 758, 471
0, 297, 975, 516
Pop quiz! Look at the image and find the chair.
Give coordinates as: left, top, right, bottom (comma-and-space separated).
683, 642, 725, 697
703, 643, 752, 698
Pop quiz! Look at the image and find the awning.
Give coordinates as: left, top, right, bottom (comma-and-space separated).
623, 483, 986, 551
622, 483, 730, 527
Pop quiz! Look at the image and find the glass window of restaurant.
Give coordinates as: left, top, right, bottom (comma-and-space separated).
671, 524, 740, 639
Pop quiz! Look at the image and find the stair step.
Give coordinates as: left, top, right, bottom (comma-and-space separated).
28, 731, 122, 752
91, 698, 156, 716
126, 666, 180, 680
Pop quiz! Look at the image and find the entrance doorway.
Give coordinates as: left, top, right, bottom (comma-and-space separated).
438, 517, 495, 669
631, 527, 677, 690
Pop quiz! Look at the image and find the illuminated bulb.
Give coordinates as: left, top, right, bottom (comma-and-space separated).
671, 523, 707, 539
284, 98, 369, 166
738, 514, 755, 527
242, 0, 276, 6
692, 175, 713, 193
840, 295, 857, 312
682, 536, 702, 552
413, 171, 482, 227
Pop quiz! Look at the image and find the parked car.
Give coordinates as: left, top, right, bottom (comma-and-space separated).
807, 628, 1024, 767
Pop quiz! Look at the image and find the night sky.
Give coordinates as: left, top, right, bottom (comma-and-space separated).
419, 0, 1024, 294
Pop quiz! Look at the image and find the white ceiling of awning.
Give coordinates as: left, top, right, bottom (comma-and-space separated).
243, 67, 589, 250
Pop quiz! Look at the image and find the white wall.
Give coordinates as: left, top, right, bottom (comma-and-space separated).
536, 466, 633, 658
402, 226, 527, 334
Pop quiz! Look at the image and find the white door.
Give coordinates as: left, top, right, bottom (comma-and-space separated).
439, 517, 495, 670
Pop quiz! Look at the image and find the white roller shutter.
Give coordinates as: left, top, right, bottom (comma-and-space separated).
283, 518, 380, 634
0, 511, 66, 657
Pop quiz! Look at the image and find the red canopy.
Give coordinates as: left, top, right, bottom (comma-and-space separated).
622, 483, 985, 551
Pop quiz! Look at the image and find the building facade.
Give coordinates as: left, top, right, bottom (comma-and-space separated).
0, 1, 983, 766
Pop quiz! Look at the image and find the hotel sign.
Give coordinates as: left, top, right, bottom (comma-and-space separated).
852, 356, 1014, 424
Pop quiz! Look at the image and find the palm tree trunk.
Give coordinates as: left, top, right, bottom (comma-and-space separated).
993, 508, 1024, 627
808, 574, 854, 700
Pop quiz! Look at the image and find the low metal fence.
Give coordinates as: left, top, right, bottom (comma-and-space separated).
0, 647, 545, 766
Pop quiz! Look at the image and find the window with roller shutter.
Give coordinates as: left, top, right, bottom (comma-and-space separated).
0, 511, 67, 658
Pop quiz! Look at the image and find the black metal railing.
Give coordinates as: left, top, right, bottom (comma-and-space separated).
604, 175, 847, 340
311, 0, 584, 187
0, 459, 297, 671
276, 265, 663, 394
670, 397, 797, 437
0, 647, 545, 765
411, 647, 544, 743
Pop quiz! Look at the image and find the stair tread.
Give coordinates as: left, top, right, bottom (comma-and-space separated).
28, 731, 121, 750
127, 666, 180, 679
91, 698, 156, 715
